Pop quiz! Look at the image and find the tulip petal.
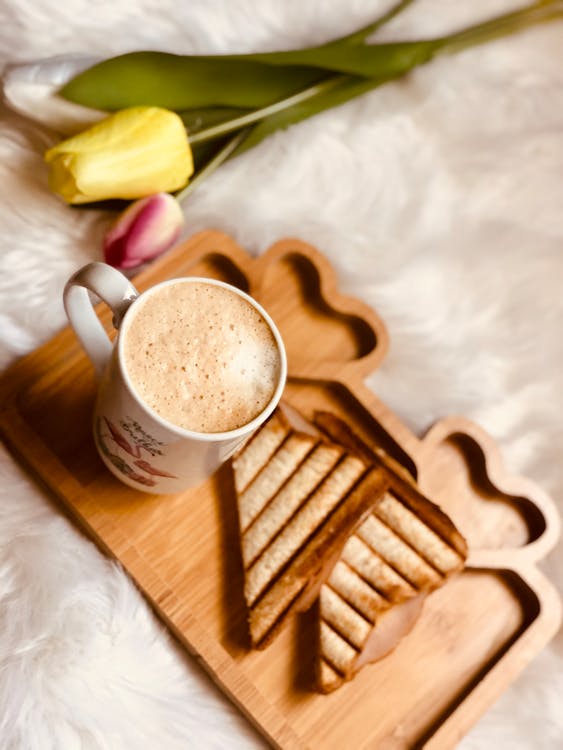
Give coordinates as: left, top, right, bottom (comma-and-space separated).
104, 192, 184, 269
45, 107, 194, 203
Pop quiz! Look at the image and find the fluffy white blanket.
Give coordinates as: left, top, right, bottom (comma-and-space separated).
1, 1, 562, 748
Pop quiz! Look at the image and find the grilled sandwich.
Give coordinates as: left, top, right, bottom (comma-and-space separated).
231, 403, 467, 694
313, 412, 467, 692
232, 403, 390, 648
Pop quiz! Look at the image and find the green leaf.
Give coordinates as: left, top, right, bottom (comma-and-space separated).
61, 1, 563, 113
58, 40, 444, 114
61, 1, 563, 112
230, 0, 563, 154
60, 52, 328, 110
60, 1, 416, 111
59, 40, 440, 111
245, 39, 440, 77
59, 0, 563, 183
243, 0, 563, 74
241, 1, 563, 76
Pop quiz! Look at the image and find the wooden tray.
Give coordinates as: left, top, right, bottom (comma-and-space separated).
0, 230, 560, 749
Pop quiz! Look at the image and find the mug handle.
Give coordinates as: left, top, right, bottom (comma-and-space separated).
64, 262, 139, 376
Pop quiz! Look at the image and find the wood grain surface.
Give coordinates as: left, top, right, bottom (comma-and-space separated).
0, 230, 560, 749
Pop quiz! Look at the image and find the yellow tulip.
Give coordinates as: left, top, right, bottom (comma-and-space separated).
44, 107, 193, 204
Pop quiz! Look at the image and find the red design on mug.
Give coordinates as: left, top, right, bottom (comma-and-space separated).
96, 417, 177, 487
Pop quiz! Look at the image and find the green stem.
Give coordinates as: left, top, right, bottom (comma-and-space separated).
191, 0, 563, 146
436, 0, 563, 55
188, 75, 347, 143
188, 0, 418, 143
231, 1, 563, 156
185, 0, 563, 194
327, 0, 416, 46
176, 129, 249, 203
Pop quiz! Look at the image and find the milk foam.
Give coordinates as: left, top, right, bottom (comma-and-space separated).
123, 281, 281, 433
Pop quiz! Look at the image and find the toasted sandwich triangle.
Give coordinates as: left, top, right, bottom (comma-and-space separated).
312, 412, 468, 693
231, 403, 389, 649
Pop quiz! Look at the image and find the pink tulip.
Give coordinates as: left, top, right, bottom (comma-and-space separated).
103, 192, 184, 269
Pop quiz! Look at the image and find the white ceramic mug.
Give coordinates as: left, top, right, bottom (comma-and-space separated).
64, 262, 287, 494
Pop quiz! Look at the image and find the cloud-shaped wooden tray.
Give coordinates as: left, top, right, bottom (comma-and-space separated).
0, 231, 560, 749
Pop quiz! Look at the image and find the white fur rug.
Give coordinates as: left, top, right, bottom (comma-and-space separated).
1, 1, 562, 748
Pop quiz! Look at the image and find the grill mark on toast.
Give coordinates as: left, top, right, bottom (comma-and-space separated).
242, 443, 344, 568
341, 534, 416, 602
238, 433, 318, 532
336, 557, 395, 607
327, 562, 388, 623
372, 493, 464, 575
250, 580, 307, 648
320, 621, 358, 676
245, 455, 368, 605
356, 515, 443, 590
320, 584, 373, 649
233, 410, 290, 493
385, 478, 468, 559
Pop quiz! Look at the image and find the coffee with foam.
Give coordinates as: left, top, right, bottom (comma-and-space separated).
123, 280, 281, 433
